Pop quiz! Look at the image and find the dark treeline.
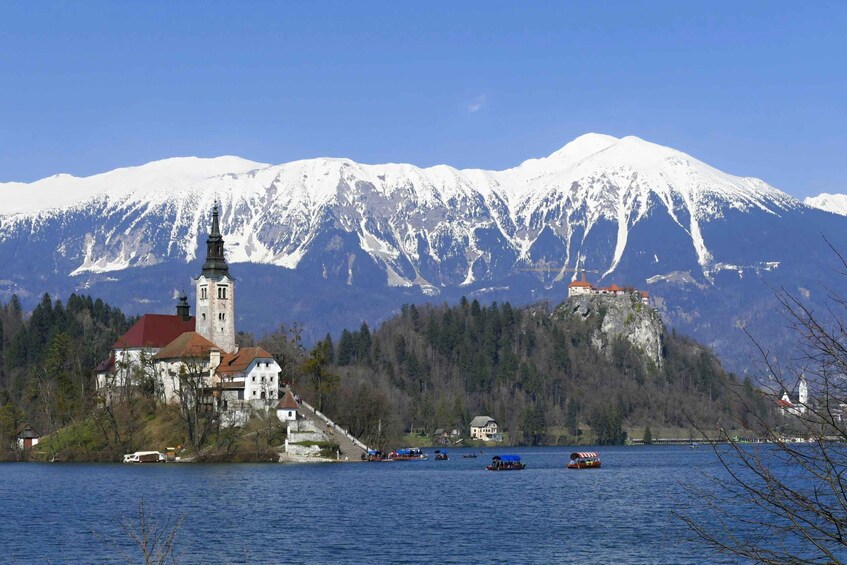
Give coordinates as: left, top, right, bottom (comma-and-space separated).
0, 291, 771, 458
297, 298, 770, 448
0, 293, 134, 451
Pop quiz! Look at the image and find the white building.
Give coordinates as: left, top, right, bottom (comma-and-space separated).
470, 415, 502, 442
779, 375, 809, 416
95, 301, 196, 404
216, 347, 282, 410
276, 390, 299, 422
15, 424, 39, 450
152, 332, 220, 404
194, 203, 236, 354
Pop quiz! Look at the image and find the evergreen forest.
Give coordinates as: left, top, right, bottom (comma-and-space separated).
295, 297, 771, 448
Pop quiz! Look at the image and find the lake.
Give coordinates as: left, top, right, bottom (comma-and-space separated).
0, 446, 737, 563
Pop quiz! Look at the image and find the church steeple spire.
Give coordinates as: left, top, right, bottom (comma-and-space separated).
201, 202, 230, 277
195, 201, 236, 353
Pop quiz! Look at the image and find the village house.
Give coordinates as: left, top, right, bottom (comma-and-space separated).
276, 390, 299, 422
469, 416, 502, 442
215, 346, 281, 409
432, 428, 451, 445
15, 424, 39, 450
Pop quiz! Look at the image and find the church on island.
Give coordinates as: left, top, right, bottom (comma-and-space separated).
95, 204, 282, 416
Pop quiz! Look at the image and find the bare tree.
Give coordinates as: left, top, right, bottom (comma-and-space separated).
175, 355, 219, 458
116, 499, 185, 565
680, 246, 847, 563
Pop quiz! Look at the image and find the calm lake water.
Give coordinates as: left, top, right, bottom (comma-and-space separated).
0, 446, 739, 563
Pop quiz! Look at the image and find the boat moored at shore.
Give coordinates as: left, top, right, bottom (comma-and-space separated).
123, 451, 166, 463
364, 449, 387, 461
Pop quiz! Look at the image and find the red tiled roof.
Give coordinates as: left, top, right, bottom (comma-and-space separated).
777, 398, 793, 407
277, 390, 299, 410
154, 332, 218, 360
113, 314, 195, 350
94, 354, 115, 373
641, 291, 649, 297
217, 347, 275, 376
568, 281, 594, 288
606, 284, 623, 291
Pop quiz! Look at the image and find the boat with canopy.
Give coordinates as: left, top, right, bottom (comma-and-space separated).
567, 452, 601, 469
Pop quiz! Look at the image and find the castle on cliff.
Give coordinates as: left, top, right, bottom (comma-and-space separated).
568, 279, 650, 304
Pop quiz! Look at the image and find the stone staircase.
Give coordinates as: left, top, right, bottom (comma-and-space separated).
287, 398, 368, 460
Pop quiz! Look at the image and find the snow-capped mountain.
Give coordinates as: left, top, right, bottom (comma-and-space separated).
804, 193, 847, 216
1, 133, 845, 372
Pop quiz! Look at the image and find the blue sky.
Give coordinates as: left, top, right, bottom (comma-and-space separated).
1, 2, 845, 198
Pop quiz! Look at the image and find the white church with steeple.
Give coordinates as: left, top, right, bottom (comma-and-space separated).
96, 203, 282, 409
194, 203, 236, 354
779, 375, 808, 416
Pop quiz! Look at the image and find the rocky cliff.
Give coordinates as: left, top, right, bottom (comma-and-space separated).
559, 293, 664, 370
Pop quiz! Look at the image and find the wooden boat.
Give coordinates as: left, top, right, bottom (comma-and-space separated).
389, 447, 429, 461
364, 449, 387, 461
123, 451, 165, 463
486, 454, 525, 471
567, 451, 601, 469
434, 450, 448, 460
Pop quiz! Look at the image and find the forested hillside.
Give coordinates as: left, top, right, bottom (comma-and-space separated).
0, 293, 133, 454
302, 297, 770, 447
0, 291, 772, 459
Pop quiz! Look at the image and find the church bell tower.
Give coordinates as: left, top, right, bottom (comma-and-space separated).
195, 203, 235, 353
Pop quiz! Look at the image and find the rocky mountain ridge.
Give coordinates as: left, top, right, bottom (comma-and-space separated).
1, 133, 846, 373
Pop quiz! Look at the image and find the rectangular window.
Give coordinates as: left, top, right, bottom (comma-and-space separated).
218, 313, 225, 321
218, 286, 228, 299
200, 286, 208, 300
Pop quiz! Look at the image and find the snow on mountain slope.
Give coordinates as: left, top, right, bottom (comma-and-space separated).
0, 156, 268, 215
805, 193, 847, 216
502, 135, 799, 276
0, 134, 803, 289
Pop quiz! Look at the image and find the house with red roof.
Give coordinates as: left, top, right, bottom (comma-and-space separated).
567, 280, 595, 297
215, 347, 281, 409
276, 390, 300, 422
153, 332, 220, 404
96, 294, 195, 403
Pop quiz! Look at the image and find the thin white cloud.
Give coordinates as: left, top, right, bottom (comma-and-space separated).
467, 94, 487, 113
